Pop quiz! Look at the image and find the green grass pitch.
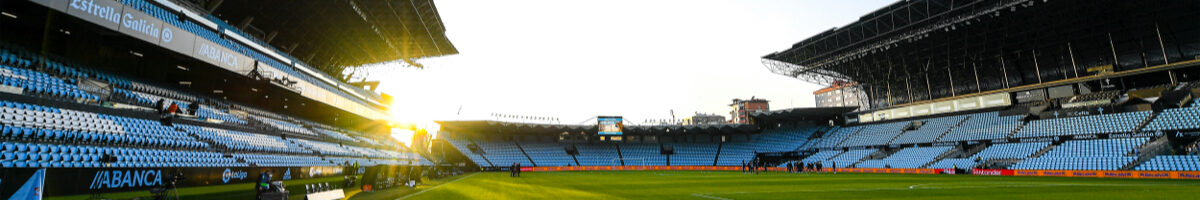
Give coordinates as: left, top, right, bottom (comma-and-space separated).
399, 171, 1200, 199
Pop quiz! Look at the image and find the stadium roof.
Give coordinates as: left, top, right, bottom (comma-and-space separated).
196, 0, 457, 75
438, 121, 760, 135
762, 0, 1199, 110
749, 107, 857, 124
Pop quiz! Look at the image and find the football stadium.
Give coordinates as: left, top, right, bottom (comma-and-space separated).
2, 0, 1200, 199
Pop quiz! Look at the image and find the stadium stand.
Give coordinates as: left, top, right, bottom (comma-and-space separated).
1013, 111, 1152, 138
576, 144, 621, 166
937, 112, 1024, 142
890, 116, 966, 145
839, 122, 908, 147
445, 137, 492, 166
1143, 105, 1200, 131
621, 143, 668, 166
475, 141, 533, 166
972, 142, 1053, 161
669, 143, 719, 166
856, 146, 952, 168
521, 143, 575, 166
1010, 138, 1147, 170
810, 126, 860, 149
801, 150, 843, 163
1136, 155, 1200, 171
827, 149, 876, 167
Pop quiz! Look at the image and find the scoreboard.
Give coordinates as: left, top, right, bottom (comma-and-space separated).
597, 116, 623, 135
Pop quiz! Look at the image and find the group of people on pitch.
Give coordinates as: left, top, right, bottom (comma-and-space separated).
741, 160, 768, 174
785, 161, 830, 173
509, 162, 522, 177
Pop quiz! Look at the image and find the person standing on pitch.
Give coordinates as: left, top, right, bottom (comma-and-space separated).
817, 162, 823, 173
742, 160, 747, 174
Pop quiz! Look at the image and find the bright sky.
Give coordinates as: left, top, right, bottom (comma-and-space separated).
375, 0, 896, 125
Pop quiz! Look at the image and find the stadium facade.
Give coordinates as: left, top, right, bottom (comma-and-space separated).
0, 0, 452, 198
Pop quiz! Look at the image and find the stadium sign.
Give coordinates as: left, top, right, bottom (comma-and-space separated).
117, 5, 164, 44
65, 0, 123, 30
221, 168, 248, 183
88, 169, 163, 190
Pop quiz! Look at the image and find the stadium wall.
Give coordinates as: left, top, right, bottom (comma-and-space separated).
0, 166, 346, 197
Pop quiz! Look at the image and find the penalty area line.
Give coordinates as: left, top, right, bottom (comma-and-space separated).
691, 193, 733, 200
397, 173, 480, 200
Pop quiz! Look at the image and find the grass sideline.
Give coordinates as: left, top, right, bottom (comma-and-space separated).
400, 171, 1200, 199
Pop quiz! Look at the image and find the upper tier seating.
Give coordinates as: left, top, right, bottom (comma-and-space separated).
179, 125, 311, 154
313, 128, 360, 143
856, 146, 952, 168
891, 116, 966, 145
938, 112, 1023, 142
1013, 111, 1151, 138
290, 139, 357, 157
839, 122, 908, 147
1143, 106, 1200, 131
0, 64, 98, 102
811, 126, 860, 149
251, 115, 317, 136
195, 105, 247, 124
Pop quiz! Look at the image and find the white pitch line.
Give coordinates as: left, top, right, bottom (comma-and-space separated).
397, 173, 480, 200
703, 181, 1200, 195
691, 193, 734, 200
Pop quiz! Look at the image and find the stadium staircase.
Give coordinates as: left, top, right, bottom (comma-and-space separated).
921, 146, 963, 168
615, 144, 626, 166
883, 129, 910, 146
865, 148, 898, 160
514, 142, 537, 167
1029, 143, 1059, 158
1132, 112, 1161, 132
801, 126, 837, 150
831, 128, 866, 147
469, 140, 497, 167
932, 116, 972, 142
959, 143, 990, 158
713, 142, 723, 166
1005, 120, 1031, 139
1122, 135, 1172, 170
570, 152, 581, 166
981, 159, 1021, 169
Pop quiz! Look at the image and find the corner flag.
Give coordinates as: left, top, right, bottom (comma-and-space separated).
9, 168, 45, 200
